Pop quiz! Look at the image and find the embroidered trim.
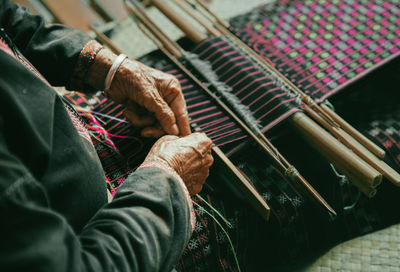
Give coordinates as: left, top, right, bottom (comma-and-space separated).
63, 102, 92, 143
138, 160, 196, 231
69, 40, 103, 91
0, 35, 49, 85
0, 37, 14, 56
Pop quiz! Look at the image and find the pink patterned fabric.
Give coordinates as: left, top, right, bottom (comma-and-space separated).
0, 37, 14, 56
233, 0, 400, 102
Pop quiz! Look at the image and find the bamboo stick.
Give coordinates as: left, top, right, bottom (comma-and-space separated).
90, 24, 124, 55
170, 0, 221, 37
125, 0, 182, 58
321, 104, 386, 158
195, 0, 229, 28
151, 0, 206, 43
213, 146, 270, 220
343, 170, 377, 198
291, 112, 381, 188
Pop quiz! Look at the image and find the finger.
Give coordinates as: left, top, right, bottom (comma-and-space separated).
141, 126, 165, 138
126, 101, 152, 115
156, 134, 179, 143
188, 171, 209, 195
203, 152, 214, 168
124, 109, 156, 127
168, 92, 191, 136
183, 132, 213, 155
189, 184, 204, 196
145, 90, 179, 135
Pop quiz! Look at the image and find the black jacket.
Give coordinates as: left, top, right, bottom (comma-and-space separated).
0, 1, 192, 271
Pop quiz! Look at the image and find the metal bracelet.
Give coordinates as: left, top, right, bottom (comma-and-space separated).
103, 53, 127, 94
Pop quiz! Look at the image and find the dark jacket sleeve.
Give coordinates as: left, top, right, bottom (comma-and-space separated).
0, 0, 93, 87
0, 128, 192, 272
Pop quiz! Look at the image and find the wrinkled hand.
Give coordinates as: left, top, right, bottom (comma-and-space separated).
86, 48, 190, 137
144, 133, 213, 195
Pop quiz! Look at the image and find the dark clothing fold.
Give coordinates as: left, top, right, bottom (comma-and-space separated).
0, 1, 192, 271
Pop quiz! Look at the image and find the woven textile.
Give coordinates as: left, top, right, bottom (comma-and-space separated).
191, 36, 302, 133
64, 58, 400, 271
230, 0, 400, 102
63, 0, 400, 269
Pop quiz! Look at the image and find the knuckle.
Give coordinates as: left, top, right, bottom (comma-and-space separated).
158, 109, 175, 124
169, 75, 180, 86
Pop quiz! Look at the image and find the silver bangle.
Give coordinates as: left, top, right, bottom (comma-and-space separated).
103, 53, 127, 93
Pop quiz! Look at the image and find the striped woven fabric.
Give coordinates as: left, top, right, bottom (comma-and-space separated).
65, 62, 248, 193
191, 36, 302, 133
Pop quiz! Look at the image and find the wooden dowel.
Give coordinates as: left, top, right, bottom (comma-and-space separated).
321, 104, 386, 158
305, 103, 399, 186
90, 0, 130, 21
291, 112, 382, 187
213, 146, 270, 220
303, 105, 379, 187
337, 128, 400, 186
90, 25, 124, 55
150, 0, 207, 43
171, 0, 222, 37
344, 170, 377, 198
42, 0, 101, 32
195, 0, 229, 28
124, 0, 182, 58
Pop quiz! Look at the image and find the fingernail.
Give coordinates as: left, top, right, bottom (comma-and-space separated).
171, 124, 179, 135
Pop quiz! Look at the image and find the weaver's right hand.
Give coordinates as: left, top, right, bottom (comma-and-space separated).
143, 133, 213, 195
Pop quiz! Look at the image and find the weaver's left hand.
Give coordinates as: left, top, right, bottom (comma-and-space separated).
87, 48, 191, 137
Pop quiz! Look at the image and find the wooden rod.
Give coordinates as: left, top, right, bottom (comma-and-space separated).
171, 0, 222, 37
302, 105, 381, 188
125, 0, 182, 58
150, 0, 206, 43
195, 0, 229, 28
304, 102, 398, 185
336, 127, 400, 186
345, 170, 377, 198
321, 104, 386, 158
213, 146, 270, 220
90, 25, 124, 55
291, 112, 382, 187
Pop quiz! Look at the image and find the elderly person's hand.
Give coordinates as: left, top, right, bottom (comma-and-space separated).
86, 48, 190, 137
143, 133, 213, 195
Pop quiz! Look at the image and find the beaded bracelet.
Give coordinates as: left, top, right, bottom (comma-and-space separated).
103, 53, 127, 95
